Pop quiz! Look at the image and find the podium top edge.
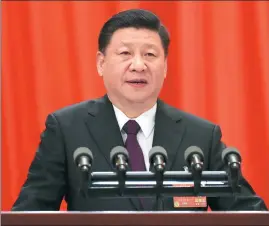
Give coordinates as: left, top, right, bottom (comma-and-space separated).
1, 211, 268, 214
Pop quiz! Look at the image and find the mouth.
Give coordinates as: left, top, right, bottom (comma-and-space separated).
126, 79, 148, 85
125, 79, 148, 88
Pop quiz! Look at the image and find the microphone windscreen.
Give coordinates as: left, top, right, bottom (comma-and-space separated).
184, 146, 204, 163
73, 147, 93, 163
221, 147, 241, 163
149, 146, 168, 163
110, 146, 129, 163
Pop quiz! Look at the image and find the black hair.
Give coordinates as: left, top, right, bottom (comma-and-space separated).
98, 9, 170, 57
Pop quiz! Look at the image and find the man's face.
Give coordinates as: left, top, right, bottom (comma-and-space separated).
97, 27, 167, 105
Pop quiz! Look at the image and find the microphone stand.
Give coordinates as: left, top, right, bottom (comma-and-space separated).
155, 176, 164, 211
155, 167, 165, 211
190, 162, 203, 195
117, 165, 127, 196
79, 166, 91, 198
227, 163, 241, 193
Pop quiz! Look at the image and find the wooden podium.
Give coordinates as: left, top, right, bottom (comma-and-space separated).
1, 212, 269, 226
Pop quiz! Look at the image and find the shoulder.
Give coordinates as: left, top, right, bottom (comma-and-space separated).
159, 99, 218, 131
159, 100, 223, 149
48, 95, 106, 123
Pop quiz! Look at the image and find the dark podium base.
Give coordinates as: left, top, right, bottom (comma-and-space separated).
1, 211, 269, 226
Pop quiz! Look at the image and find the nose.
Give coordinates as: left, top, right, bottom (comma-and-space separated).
129, 55, 146, 72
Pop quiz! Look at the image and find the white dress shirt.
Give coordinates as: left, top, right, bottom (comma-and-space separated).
112, 104, 157, 171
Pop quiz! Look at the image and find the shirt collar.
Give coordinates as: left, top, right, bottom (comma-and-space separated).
113, 103, 157, 138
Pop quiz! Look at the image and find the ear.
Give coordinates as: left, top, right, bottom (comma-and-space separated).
96, 51, 105, 77
164, 58, 168, 78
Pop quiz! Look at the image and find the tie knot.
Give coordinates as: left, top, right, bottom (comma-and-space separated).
123, 120, 140, 135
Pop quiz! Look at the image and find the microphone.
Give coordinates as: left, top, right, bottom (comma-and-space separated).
184, 146, 204, 194
184, 146, 204, 172
149, 146, 168, 173
110, 146, 129, 196
221, 147, 241, 170
149, 146, 168, 211
110, 146, 129, 172
221, 147, 242, 191
73, 147, 93, 173
73, 147, 93, 198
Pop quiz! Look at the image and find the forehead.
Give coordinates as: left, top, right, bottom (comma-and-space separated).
108, 28, 163, 49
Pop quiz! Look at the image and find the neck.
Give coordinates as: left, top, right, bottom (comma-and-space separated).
108, 95, 157, 118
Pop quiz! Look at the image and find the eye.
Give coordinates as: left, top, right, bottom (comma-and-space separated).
120, 51, 131, 55
145, 53, 156, 57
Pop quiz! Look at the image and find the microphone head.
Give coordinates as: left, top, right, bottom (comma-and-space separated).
221, 147, 241, 163
73, 147, 93, 164
184, 146, 204, 164
149, 146, 168, 164
110, 146, 129, 164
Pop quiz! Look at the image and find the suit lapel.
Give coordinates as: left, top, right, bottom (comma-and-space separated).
85, 95, 124, 171
146, 100, 187, 211
139, 100, 187, 211
153, 99, 186, 171
85, 97, 186, 171
84, 96, 186, 211
84, 95, 141, 210
142, 100, 186, 210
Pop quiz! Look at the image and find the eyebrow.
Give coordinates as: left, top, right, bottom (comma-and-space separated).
119, 41, 159, 50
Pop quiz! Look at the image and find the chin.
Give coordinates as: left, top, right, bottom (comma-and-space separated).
124, 94, 154, 104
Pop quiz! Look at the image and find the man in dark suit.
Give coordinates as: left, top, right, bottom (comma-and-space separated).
12, 9, 267, 211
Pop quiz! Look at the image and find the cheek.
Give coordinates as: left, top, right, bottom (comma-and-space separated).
106, 61, 130, 78
103, 63, 125, 88
151, 64, 166, 83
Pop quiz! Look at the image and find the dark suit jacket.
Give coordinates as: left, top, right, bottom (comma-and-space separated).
12, 95, 267, 211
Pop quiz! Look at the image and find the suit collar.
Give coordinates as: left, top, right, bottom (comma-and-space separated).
153, 99, 185, 170
112, 103, 157, 139
86, 95, 186, 171
87, 95, 183, 121
86, 95, 124, 171
86, 95, 141, 210
85, 95, 186, 210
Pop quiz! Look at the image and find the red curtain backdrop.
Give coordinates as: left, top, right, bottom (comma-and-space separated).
2, 1, 269, 210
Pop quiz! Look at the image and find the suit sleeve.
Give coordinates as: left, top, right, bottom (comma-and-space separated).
12, 114, 67, 211
207, 125, 268, 210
